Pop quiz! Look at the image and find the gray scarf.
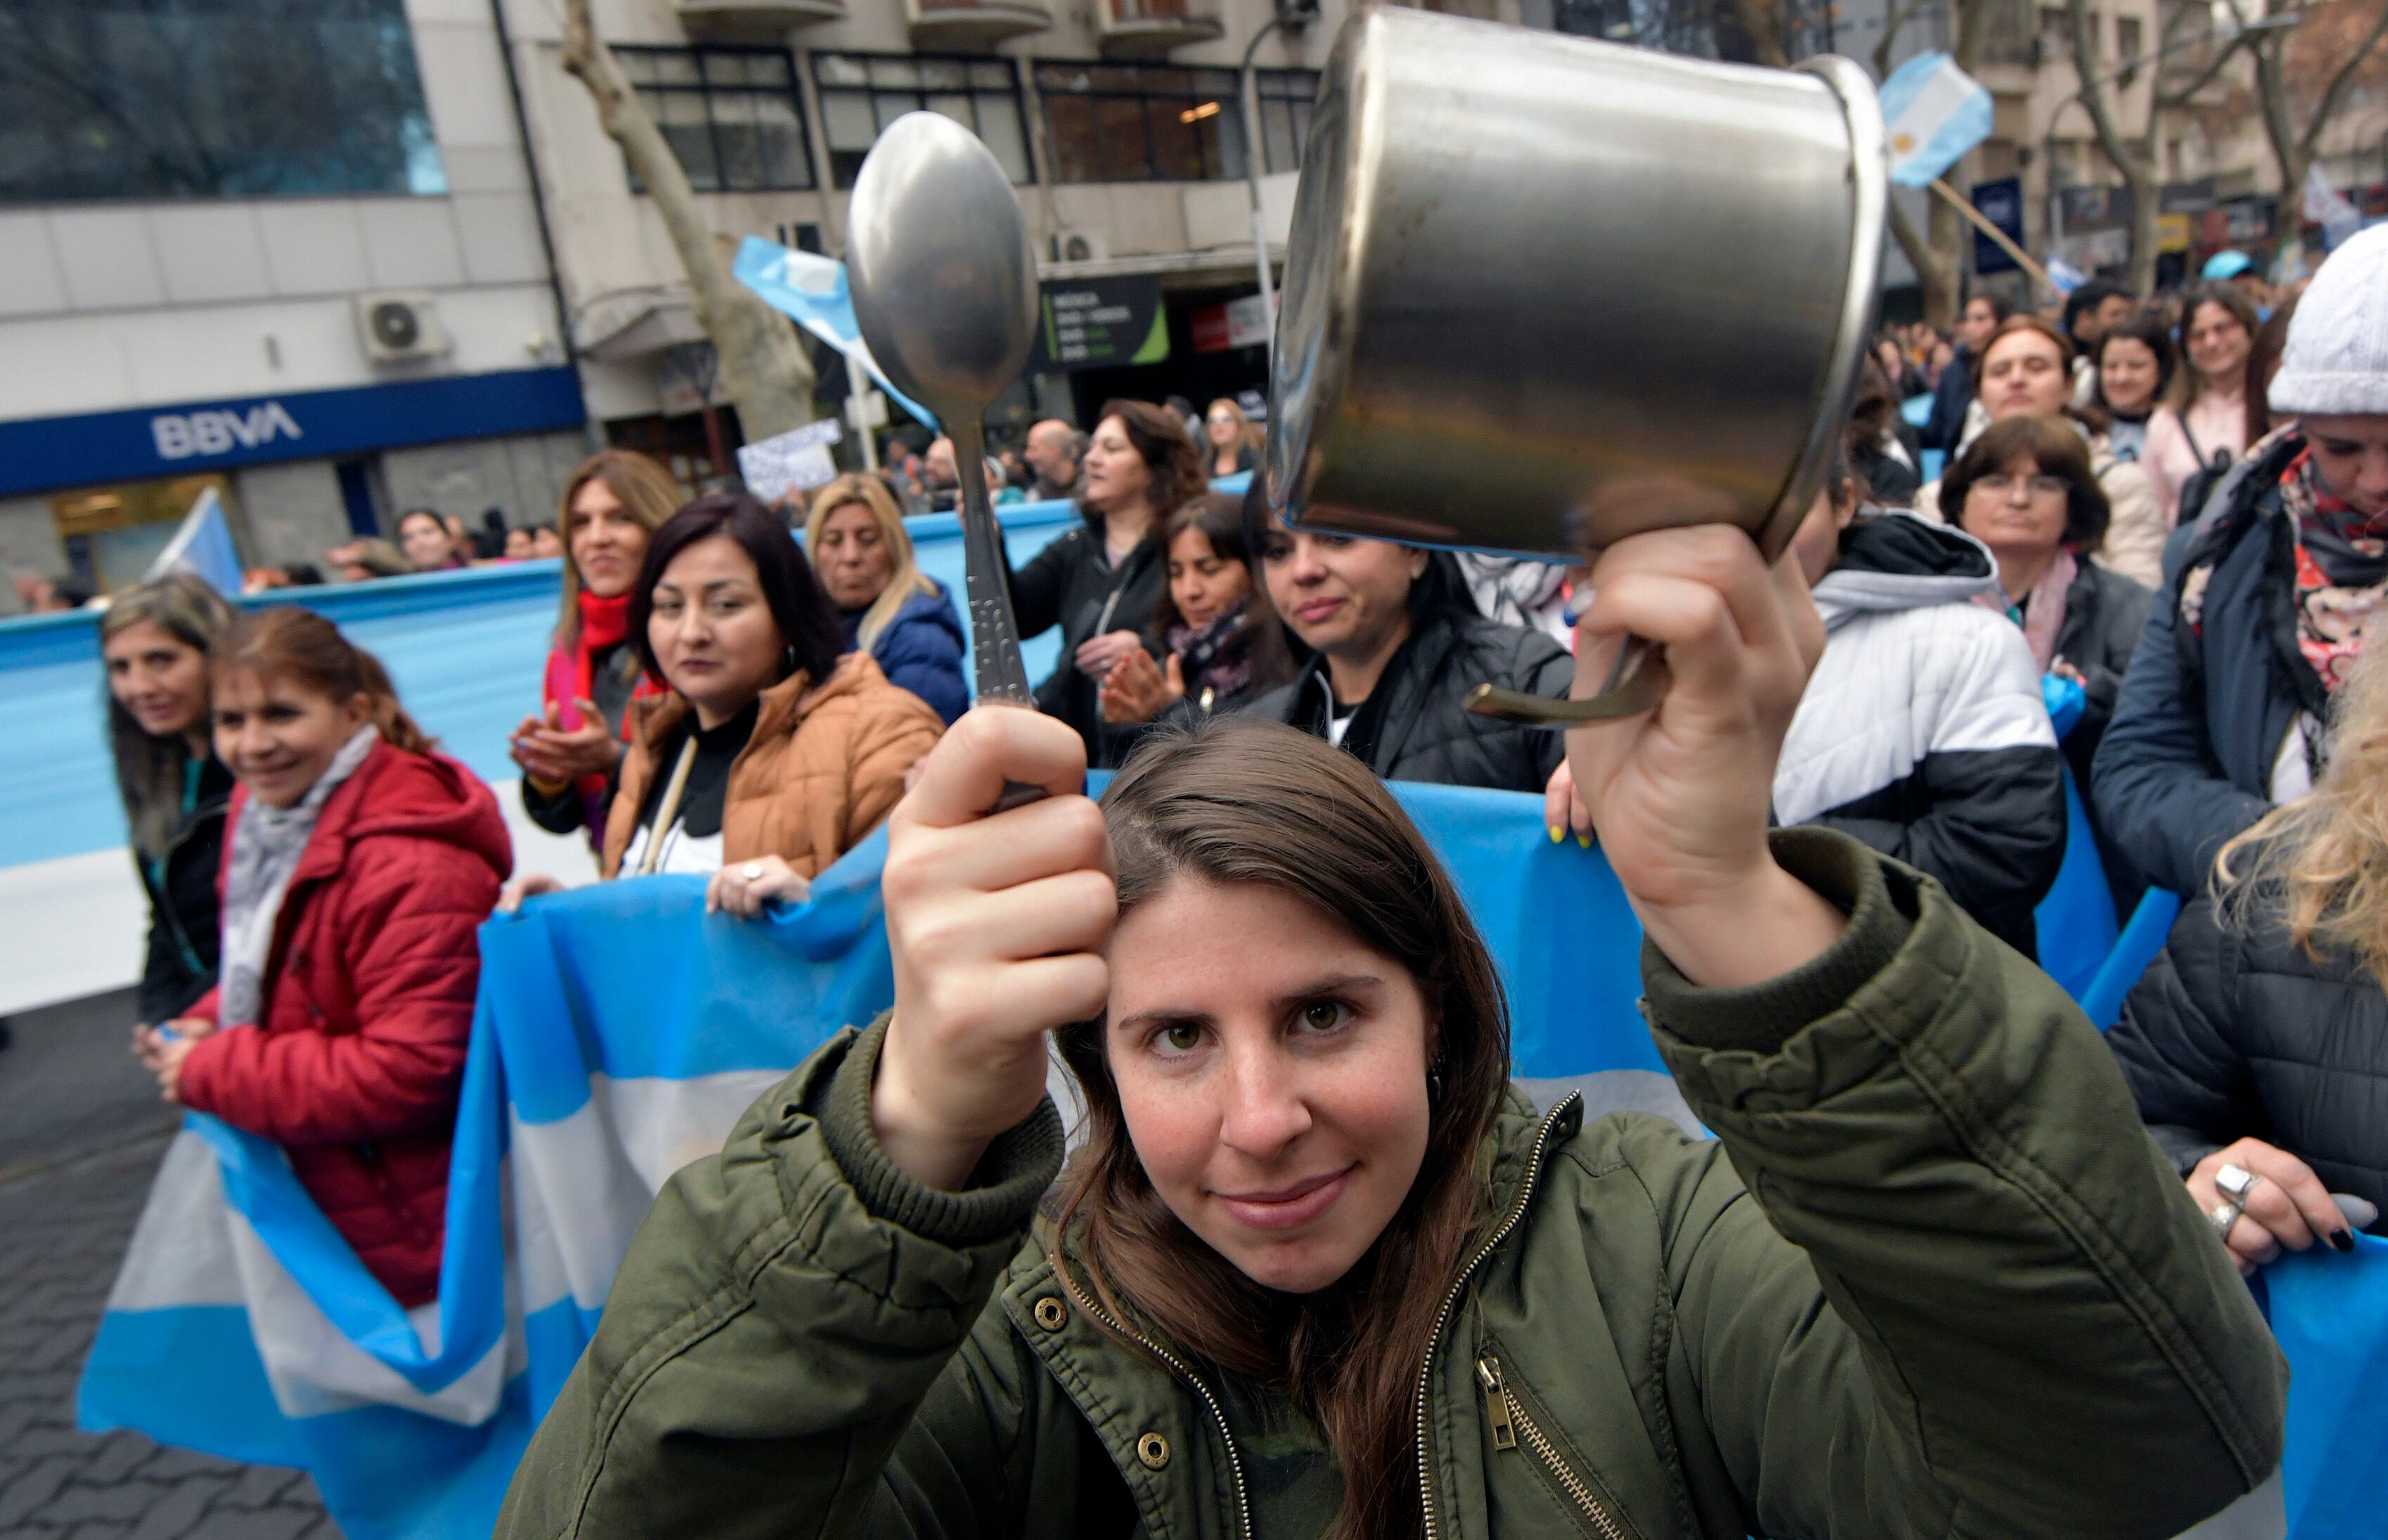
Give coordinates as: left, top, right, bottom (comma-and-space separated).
217, 726, 380, 1029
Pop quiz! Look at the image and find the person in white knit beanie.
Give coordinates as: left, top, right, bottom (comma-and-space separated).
2093, 222, 2388, 901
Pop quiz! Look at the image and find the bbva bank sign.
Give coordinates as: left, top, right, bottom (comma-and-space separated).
151, 401, 304, 460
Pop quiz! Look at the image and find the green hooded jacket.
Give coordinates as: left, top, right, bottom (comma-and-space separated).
498, 830, 2283, 1540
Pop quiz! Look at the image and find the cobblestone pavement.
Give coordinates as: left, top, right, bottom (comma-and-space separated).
0, 990, 335, 1539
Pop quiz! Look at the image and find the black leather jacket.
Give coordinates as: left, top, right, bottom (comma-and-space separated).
1244, 610, 1573, 793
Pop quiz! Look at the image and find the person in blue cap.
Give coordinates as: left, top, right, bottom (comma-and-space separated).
2201, 249, 2273, 319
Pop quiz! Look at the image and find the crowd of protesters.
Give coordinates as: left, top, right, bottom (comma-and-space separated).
70, 225, 2388, 1537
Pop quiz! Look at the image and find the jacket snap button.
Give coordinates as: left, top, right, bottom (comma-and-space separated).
1032, 1296, 1067, 1331
1136, 1432, 1170, 1470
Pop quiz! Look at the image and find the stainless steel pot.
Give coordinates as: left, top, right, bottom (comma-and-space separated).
1267, 8, 1886, 720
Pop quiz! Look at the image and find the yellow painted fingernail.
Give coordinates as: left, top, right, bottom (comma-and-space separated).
1549, 825, 1563, 843
1575, 833, 1592, 849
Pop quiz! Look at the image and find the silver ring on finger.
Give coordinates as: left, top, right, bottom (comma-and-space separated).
2215, 1163, 2264, 1202
2209, 1199, 2247, 1243
742, 862, 766, 881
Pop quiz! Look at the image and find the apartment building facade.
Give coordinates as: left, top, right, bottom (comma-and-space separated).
0, 0, 591, 606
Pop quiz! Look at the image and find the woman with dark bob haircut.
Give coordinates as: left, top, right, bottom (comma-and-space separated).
1009, 398, 1208, 755
504, 523, 2279, 1540
500, 492, 942, 919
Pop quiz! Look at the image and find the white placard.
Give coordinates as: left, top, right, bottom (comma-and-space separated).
738, 420, 844, 505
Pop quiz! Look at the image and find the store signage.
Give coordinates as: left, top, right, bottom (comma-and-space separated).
1028, 277, 1169, 373
1191, 294, 1272, 355
1972, 176, 2026, 276
0, 368, 586, 499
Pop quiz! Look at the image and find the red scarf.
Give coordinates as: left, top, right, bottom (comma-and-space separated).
571, 589, 634, 714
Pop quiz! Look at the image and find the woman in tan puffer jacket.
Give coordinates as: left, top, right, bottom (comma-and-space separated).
504, 493, 942, 917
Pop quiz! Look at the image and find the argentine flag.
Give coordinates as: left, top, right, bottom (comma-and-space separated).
75, 784, 1689, 1538
1878, 52, 1994, 189
144, 487, 245, 597
732, 235, 940, 429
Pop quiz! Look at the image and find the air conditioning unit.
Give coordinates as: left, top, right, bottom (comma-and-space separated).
356, 292, 453, 363
1047, 228, 1112, 264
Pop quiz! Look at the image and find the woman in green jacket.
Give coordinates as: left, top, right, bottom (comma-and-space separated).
500, 524, 2284, 1540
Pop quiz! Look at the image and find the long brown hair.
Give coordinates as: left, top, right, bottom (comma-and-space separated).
102, 574, 238, 857
214, 607, 432, 756
554, 450, 684, 644
1151, 492, 1300, 694
2171, 283, 2264, 424
1053, 718, 1511, 1540
1092, 398, 1207, 531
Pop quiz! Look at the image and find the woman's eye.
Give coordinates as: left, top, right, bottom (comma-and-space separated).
1298, 1000, 1349, 1033
1156, 1023, 1203, 1055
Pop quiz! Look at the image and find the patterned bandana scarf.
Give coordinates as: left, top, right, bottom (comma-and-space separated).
2282, 446, 2388, 693
217, 725, 380, 1030
1167, 598, 1255, 703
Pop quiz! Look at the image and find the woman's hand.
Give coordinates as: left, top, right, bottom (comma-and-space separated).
1542, 760, 1594, 846
2048, 656, 2087, 687
497, 872, 567, 914
1563, 526, 1841, 988
2189, 1138, 2356, 1274
1073, 630, 1144, 679
1099, 647, 1183, 725
706, 855, 811, 918
509, 698, 624, 786
874, 708, 1114, 1191
133, 1018, 213, 1104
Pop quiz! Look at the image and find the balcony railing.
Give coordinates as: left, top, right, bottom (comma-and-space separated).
907, 0, 1054, 48
1097, 0, 1226, 56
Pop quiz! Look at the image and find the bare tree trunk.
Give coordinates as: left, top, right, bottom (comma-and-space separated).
2067, 0, 2162, 292
1722, 0, 1790, 65
1890, 199, 1960, 327
1873, 0, 1968, 326
2244, 0, 2388, 250
557, 0, 815, 444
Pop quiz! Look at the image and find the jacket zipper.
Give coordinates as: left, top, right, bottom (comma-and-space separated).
1417, 1091, 1580, 1540
154, 801, 226, 981
1052, 1268, 1251, 1540
1476, 1356, 1629, 1540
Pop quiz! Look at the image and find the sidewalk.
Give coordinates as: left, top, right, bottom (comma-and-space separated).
0, 990, 333, 1539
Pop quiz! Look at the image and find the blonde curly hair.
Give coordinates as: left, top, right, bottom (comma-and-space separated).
2217, 640, 2388, 978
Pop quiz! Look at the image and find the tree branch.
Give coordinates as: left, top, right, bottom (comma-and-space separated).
2297, 0, 2388, 154
557, 0, 813, 441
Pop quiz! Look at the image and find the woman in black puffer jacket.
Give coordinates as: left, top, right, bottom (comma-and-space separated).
2107, 641, 2388, 1272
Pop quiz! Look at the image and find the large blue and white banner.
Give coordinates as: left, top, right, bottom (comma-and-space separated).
76, 781, 1681, 1539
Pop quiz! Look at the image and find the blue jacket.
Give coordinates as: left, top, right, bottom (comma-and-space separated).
844, 582, 968, 725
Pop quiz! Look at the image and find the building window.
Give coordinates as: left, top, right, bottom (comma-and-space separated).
2116, 15, 2143, 84
0, 0, 444, 203
1036, 63, 1256, 183
614, 46, 814, 193
813, 53, 1032, 189
1252, 70, 1322, 175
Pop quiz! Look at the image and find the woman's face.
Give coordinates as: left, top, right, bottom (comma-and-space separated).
1081, 415, 1154, 514
1106, 875, 1433, 1294
2099, 335, 2162, 415
1206, 405, 1241, 451
104, 619, 210, 743
212, 670, 371, 810
1980, 330, 2070, 420
1960, 451, 2072, 557
2306, 415, 2388, 520
1168, 526, 1249, 630
532, 526, 565, 560
503, 527, 534, 560
396, 512, 454, 571
1258, 512, 1424, 661
569, 479, 652, 601
2186, 302, 2253, 387
647, 534, 787, 724
814, 501, 896, 611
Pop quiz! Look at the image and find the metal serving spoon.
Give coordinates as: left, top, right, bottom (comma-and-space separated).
847, 112, 1040, 710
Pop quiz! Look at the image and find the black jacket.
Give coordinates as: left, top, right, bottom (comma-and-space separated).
2108, 884, 2388, 1229
1007, 519, 1166, 757
2091, 432, 2314, 896
2053, 558, 2154, 784
135, 755, 233, 1023
1922, 345, 1977, 454
1243, 609, 1573, 793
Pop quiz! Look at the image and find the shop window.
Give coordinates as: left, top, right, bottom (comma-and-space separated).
1253, 70, 1321, 176
1035, 63, 1250, 183
615, 46, 814, 193
52, 477, 235, 595
812, 53, 1033, 189
0, 0, 444, 202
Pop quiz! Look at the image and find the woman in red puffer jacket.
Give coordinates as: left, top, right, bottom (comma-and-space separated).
135, 607, 511, 1307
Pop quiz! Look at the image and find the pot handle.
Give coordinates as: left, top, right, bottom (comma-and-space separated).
1464, 636, 1670, 728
